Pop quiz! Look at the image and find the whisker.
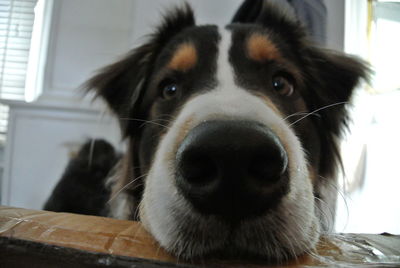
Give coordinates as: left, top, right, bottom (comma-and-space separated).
288, 101, 348, 127
107, 173, 148, 203
148, 118, 174, 123
333, 185, 351, 232
88, 138, 96, 168
314, 196, 335, 233
119, 118, 171, 129
131, 204, 146, 240
284, 112, 321, 121
294, 169, 347, 233
133, 197, 144, 221
317, 174, 351, 233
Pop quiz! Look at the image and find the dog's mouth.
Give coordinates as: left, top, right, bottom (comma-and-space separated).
146, 189, 319, 262
167, 220, 309, 262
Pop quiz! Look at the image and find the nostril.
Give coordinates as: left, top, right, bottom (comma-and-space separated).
248, 149, 288, 184
177, 148, 218, 186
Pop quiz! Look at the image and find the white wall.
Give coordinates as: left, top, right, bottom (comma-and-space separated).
335, 0, 400, 234
46, 0, 135, 96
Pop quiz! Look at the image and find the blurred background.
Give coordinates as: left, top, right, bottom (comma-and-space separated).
0, 0, 399, 234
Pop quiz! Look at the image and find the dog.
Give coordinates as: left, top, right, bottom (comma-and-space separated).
45, 1, 367, 262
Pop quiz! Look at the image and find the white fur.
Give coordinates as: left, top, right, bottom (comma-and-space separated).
138, 28, 320, 259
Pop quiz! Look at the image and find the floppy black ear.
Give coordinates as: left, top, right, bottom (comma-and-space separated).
306, 48, 368, 130
85, 4, 195, 135
304, 47, 369, 177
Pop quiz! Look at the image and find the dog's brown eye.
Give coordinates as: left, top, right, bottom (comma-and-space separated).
162, 83, 179, 100
272, 76, 294, 97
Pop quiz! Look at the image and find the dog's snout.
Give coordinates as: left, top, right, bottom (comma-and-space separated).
176, 120, 289, 220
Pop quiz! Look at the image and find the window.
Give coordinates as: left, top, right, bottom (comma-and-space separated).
0, 0, 38, 143
336, 0, 400, 234
369, 0, 400, 93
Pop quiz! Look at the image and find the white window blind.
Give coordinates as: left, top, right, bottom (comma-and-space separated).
0, 0, 38, 142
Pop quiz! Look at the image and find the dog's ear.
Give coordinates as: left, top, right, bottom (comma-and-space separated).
85, 4, 195, 135
305, 48, 368, 134
303, 47, 368, 177
231, 0, 265, 23
254, 0, 305, 43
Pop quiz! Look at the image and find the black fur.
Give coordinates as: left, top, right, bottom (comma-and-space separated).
44, 139, 119, 216
231, 0, 264, 23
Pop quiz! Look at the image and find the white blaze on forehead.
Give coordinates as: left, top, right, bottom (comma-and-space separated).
216, 27, 236, 90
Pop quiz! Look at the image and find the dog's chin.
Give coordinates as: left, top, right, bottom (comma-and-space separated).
140, 175, 320, 261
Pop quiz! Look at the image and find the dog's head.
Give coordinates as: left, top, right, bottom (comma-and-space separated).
87, 3, 366, 261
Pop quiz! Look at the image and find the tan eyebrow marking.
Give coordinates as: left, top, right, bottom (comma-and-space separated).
167, 42, 198, 72
246, 33, 281, 62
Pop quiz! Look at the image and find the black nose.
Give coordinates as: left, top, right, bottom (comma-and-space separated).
176, 120, 289, 220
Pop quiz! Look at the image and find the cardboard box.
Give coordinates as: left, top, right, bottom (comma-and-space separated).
1, 206, 399, 267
